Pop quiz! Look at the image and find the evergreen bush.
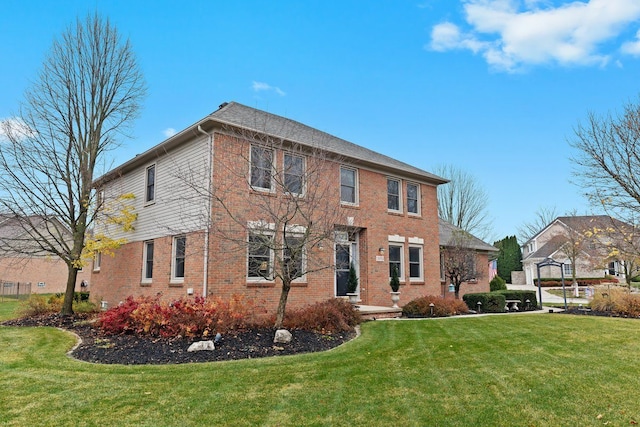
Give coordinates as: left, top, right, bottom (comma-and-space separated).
463, 293, 506, 313
489, 275, 507, 292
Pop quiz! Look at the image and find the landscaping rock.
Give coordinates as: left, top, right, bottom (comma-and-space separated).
187, 340, 215, 352
273, 329, 292, 344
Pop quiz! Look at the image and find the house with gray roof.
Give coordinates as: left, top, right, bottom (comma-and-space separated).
91, 102, 490, 315
521, 215, 635, 285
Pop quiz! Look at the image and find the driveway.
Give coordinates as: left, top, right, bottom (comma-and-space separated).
507, 283, 590, 305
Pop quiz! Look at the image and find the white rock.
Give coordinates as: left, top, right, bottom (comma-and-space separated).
187, 340, 215, 352
273, 329, 292, 344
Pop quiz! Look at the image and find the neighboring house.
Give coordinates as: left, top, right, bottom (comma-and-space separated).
438, 218, 499, 297
521, 215, 633, 285
91, 101, 454, 312
0, 215, 91, 294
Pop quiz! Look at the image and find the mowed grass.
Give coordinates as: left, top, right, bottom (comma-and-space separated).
0, 300, 21, 321
1, 313, 640, 426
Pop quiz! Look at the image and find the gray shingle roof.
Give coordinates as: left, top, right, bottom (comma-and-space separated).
95, 102, 448, 186
211, 102, 447, 184
438, 218, 498, 252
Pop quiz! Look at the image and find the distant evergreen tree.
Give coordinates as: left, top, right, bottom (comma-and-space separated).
493, 236, 522, 283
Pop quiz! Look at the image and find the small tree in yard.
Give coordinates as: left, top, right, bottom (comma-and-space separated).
0, 14, 145, 315
441, 230, 481, 299
174, 118, 349, 330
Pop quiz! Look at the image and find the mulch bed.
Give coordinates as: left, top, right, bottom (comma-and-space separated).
1, 313, 357, 365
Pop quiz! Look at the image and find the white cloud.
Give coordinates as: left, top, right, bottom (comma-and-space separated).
429, 0, 640, 72
621, 29, 640, 55
252, 81, 286, 96
0, 117, 34, 142
163, 128, 177, 138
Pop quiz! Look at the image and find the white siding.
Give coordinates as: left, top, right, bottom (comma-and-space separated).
97, 136, 210, 242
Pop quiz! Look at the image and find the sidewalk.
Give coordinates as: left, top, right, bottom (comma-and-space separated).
507, 283, 589, 305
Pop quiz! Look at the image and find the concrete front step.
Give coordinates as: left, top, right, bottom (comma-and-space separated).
356, 304, 402, 320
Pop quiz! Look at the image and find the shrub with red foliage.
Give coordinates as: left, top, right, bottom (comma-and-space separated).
98, 294, 253, 338
276, 298, 362, 333
402, 295, 469, 317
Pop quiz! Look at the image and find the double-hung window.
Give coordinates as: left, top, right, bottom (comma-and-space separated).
172, 236, 186, 282
407, 182, 420, 215
250, 146, 274, 191
248, 232, 274, 280
93, 252, 102, 272
145, 164, 156, 203
284, 234, 305, 281
387, 178, 401, 212
142, 241, 154, 282
284, 153, 305, 195
388, 244, 404, 281
408, 245, 423, 281
340, 166, 358, 204
564, 263, 573, 276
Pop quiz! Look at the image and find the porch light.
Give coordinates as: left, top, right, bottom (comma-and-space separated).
378, 247, 385, 254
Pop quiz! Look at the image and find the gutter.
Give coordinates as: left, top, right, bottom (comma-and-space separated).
197, 124, 214, 298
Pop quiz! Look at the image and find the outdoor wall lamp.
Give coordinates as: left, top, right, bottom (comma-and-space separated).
378, 247, 385, 254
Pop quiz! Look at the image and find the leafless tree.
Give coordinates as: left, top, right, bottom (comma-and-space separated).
570, 98, 640, 223
440, 229, 482, 299
173, 122, 350, 329
517, 205, 558, 244
434, 164, 493, 241
0, 14, 146, 314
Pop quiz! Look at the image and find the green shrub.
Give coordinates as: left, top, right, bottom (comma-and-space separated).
489, 275, 507, 292
280, 298, 361, 333
19, 294, 52, 317
463, 293, 506, 313
19, 293, 99, 317
402, 295, 469, 318
493, 290, 537, 310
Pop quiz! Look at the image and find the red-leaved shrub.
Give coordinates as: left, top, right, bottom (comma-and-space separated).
402, 295, 469, 317
98, 294, 252, 338
278, 298, 362, 333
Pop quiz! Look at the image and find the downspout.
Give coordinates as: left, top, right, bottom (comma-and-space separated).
197, 124, 214, 298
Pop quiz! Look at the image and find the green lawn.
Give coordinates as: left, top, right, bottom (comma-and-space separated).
1, 313, 639, 426
0, 300, 21, 321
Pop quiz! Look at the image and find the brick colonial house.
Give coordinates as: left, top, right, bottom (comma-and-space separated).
91, 102, 490, 313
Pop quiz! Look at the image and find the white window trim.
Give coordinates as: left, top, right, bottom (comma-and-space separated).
408, 244, 424, 282
247, 230, 275, 282
93, 252, 101, 272
145, 164, 156, 205
387, 177, 402, 213
171, 235, 186, 284
283, 152, 306, 197
340, 166, 359, 206
142, 240, 154, 283
250, 145, 276, 192
388, 242, 405, 282
406, 182, 421, 216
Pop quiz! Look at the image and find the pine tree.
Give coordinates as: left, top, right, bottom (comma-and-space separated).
493, 236, 523, 283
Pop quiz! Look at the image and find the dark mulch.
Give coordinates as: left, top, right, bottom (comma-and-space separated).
1, 313, 357, 365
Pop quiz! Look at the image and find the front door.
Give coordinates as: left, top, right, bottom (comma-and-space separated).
335, 238, 358, 297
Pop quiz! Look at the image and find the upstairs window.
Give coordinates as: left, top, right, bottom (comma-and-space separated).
145, 164, 156, 203
340, 167, 357, 204
284, 153, 305, 195
387, 178, 401, 212
407, 182, 420, 215
250, 146, 274, 191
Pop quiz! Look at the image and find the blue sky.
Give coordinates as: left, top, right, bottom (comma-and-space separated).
2, 0, 640, 242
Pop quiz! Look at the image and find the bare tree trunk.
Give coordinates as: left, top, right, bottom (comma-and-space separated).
274, 279, 292, 329
62, 267, 78, 315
